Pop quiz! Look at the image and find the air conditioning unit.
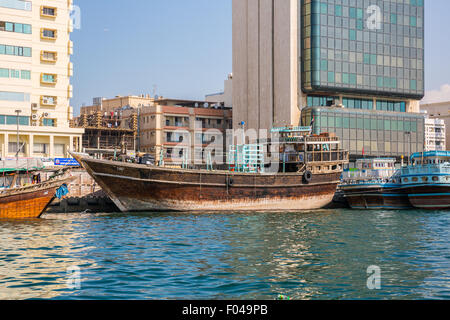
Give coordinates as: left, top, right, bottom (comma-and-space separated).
32, 114, 39, 120
43, 112, 50, 117
31, 122, 37, 126
31, 103, 38, 111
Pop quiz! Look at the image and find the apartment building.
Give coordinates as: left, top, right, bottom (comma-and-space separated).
139, 104, 232, 165
0, 0, 83, 159
233, 0, 425, 159
79, 96, 232, 164
424, 118, 446, 152
421, 101, 450, 150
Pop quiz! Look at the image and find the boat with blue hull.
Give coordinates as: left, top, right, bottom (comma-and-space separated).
400, 151, 450, 210
340, 158, 411, 210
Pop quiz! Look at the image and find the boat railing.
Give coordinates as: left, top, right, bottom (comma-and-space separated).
306, 137, 340, 143
401, 164, 450, 176
306, 150, 349, 163
342, 169, 397, 181
280, 151, 348, 163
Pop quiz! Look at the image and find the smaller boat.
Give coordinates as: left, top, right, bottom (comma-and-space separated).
0, 159, 75, 219
340, 158, 411, 210
400, 151, 450, 210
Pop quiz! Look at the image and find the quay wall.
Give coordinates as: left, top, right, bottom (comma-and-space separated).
42, 168, 119, 214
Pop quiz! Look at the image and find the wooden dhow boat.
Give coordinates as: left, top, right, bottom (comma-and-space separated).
340, 158, 412, 210
73, 127, 349, 212
0, 160, 75, 219
400, 151, 450, 210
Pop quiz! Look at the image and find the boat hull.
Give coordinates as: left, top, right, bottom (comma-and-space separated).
0, 176, 74, 219
403, 184, 450, 210
77, 157, 342, 212
340, 184, 412, 210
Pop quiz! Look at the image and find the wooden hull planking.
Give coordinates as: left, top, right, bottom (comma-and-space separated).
341, 184, 412, 210
403, 185, 450, 210
78, 157, 342, 212
0, 176, 75, 219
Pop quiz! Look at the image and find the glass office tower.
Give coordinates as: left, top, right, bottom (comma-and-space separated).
301, 0, 424, 99
302, 107, 424, 158
300, 0, 425, 159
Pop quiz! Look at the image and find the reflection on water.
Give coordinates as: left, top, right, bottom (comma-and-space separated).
0, 210, 449, 300
0, 217, 94, 299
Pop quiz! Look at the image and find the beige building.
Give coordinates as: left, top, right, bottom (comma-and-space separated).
424, 117, 446, 152
232, 0, 300, 132
139, 104, 232, 164
0, 0, 83, 159
421, 101, 450, 150
81, 94, 155, 115
79, 95, 232, 164
232, 0, 422, 137
205, 73, 233, 109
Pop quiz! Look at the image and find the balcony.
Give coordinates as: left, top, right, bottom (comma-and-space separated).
40, 96, 57, 106
40, 51, 57, 63
40, 73, 57, 85
40, 6, 57, 18
41, 28, 57, 40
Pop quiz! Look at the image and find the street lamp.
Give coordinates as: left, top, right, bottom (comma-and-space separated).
405, 131, 411, 165
15, 110, 22, 161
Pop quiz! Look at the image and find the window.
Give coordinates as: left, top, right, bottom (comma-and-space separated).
41, 28, 56, 39
376, 100, 407, 113
10, 69, 19, 78
0, 68, 9, 78
54, 144, 65, 155
41, 51, 57, 62
41, 96, 57, 105
0, 91, 30, 101
41, 73, 57, 84
33, 143, 49, 154
41, 6, 56, 17
0, 21, 31, 34
42, 118, 55, 127
5, 115, 29, 125
20, 70, 30, 79
0, 44, 31, 57
0, 68, 30, 79
9, 142, 26, 154
0, 0, 32, 11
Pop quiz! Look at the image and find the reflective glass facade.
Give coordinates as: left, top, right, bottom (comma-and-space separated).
301, 0, 424, 99
302, 107, 425, 158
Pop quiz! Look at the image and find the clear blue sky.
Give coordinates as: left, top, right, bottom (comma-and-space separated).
71, 0, 450, 114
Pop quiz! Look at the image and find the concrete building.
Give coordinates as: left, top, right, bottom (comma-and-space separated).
79, 96, 233, 165
424, 118, 445, 152
73, 110, 137, 157
139, 104, 232, 165
205, 73, 233, 109
232, 0, 425, 159
421, 101, 450, 150
0, 0, 84, 159
80, 94, 155, 115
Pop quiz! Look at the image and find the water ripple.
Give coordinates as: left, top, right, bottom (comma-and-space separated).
0, 210, 448, 299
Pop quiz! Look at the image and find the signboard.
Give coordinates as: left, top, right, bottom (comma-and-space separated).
54, 158, 80, 167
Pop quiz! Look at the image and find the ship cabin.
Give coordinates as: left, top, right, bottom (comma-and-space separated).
0, 159, 44, 191
270, 126, 349, 173
401, 151, 450, 186
342, 158, 398, 184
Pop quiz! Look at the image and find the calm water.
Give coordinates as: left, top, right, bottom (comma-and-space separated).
0, 209, 449, 300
